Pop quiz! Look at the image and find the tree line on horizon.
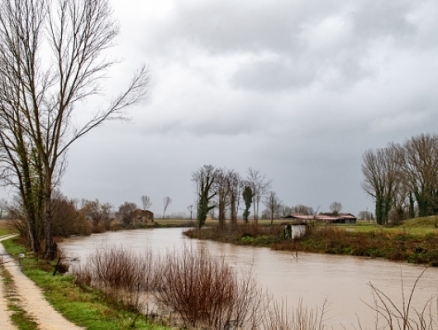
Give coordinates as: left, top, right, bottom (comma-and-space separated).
191, 165, 346, 228
362, 132, 438, 225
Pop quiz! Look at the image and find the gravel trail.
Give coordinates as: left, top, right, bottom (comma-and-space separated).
0, 235, 84, 330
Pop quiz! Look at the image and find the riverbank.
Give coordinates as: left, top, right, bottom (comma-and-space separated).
0, 234, 172, 330
183, 220, 438, 266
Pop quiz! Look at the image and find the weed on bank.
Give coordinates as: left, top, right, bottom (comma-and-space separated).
1, 237, 171, 330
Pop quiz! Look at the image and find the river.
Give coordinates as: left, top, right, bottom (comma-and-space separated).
59, 228, 438, 329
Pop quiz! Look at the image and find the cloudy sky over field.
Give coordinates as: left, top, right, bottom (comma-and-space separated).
4, 0, 438, 217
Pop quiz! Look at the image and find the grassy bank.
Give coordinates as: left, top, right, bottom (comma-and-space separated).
1, 236, 171, 330
184, 218, 438, 266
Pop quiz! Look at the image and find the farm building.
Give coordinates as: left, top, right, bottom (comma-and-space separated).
283, 213, 357, 224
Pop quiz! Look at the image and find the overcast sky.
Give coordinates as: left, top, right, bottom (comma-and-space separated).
3, 0, 438, 218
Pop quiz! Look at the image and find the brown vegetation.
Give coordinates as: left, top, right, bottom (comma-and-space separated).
70, 244, 329, 329
272, 226, 438, 265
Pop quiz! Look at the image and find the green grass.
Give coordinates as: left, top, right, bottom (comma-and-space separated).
2, 237, 172, 330
333, 217, 438, 235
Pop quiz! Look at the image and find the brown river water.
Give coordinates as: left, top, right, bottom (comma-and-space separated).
59, 228, 438, 329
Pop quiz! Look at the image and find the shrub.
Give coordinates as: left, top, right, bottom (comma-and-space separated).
153, 244, 265, 329
71, 246, 154, 311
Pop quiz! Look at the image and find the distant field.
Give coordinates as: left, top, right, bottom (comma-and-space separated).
0, 219, 13, 236
334, 217, 438, 235
162, 216, 438, 235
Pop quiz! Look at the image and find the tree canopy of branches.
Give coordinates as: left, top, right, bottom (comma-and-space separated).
395, 134, 438, 217
263, 191, 282, 225
116, 202, 137, 227
290, 204, 314, 215
362, 147, 398, 225
0, 0, 148, 258
361, 133, 438, 224
162, 196, 172, 219
245, 168, 271, 223
141, 195, 152, 210
80, 199, 113, 232
192, 165, 218, 229
329, 202, 342, 215
215, 169, 230, 228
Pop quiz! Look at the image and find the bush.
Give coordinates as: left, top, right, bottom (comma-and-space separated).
154, 244, 264, 329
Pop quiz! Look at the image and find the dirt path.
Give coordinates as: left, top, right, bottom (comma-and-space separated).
0, 236, 16, 330
0, 235, 84, 330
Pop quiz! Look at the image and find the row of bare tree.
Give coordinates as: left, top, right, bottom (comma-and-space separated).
362, 133, 438, 225
192, 165, 273, 228
192, 165, 346, 227
0, 0, 148, 258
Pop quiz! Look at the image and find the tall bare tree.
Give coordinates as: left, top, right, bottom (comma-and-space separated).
396, 134, 438, 217
162, 196, 172, 219
141, 195, 152, 210
361, 146, 398, 225
187, 204, 194, 220
245, 168, 271, 223
227, 170, 241, 227
263, 191, 281, 225
0, 0, 148, 257
215, 168, 234, 228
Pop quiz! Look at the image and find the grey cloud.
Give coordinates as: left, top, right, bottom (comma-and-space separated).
45, 0, 438, 217
230, 57, 316, 91
140, 0, 428, 93
352, 1, 416, 40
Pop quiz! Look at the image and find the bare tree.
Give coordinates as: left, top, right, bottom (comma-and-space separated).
280, 205, 292, 217
227, 170, 241, 227
187, 205, 194, 220
215, 169, 231, 228
362, 146, 398, 225
81, 199, 113, 231
141, 195, 152, 210
116, 202, 137, 227
263, 191, 282, 225
396, 134, 438, 217
245, 168, 271, 223
329, 202, 342, 214
0, 0, 149, 258
162, 196, 172, 219
290, 204, 314, 215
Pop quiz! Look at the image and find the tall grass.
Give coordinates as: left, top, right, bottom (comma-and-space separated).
71, 246, 154, 311
70, 244, 328, 329
153, 245, 265, 329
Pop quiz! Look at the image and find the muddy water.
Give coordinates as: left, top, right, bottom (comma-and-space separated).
60, 228, 438, 329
